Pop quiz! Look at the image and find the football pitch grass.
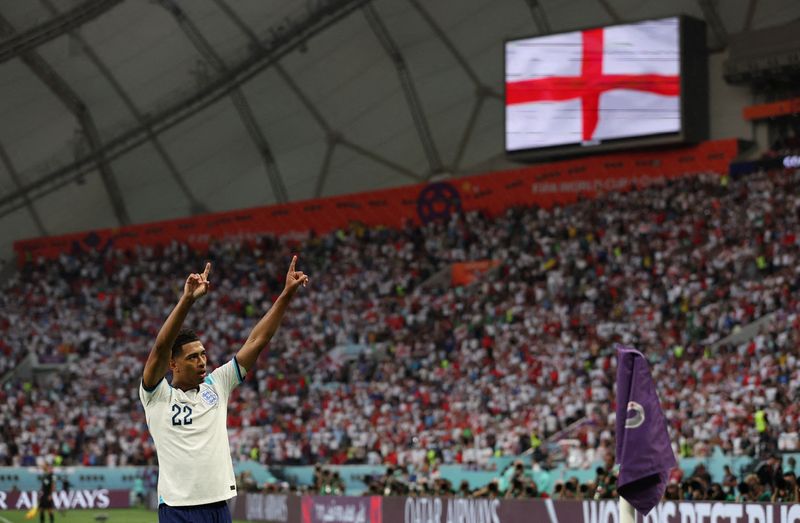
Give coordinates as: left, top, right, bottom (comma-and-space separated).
0, 508, 250, 523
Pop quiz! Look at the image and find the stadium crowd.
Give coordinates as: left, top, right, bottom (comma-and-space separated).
1, 167, 800, 499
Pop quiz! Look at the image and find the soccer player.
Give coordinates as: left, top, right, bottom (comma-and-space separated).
38, 463, 55, 523
140, 257, 308, 523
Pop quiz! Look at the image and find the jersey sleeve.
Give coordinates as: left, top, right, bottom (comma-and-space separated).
139, 376, 171, 407
208, 357, 247, 398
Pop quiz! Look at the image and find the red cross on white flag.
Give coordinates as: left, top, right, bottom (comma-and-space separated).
505, 18, 681, 152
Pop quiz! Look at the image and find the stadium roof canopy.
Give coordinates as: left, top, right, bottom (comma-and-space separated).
0, 0, 798, 260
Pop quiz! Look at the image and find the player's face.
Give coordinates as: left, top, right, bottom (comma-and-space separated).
171, 341, 208, 386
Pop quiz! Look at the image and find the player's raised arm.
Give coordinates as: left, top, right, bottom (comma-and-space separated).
142, 262, 211, 389
236, 255, 308, 372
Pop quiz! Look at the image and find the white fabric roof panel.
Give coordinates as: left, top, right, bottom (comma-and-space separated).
266, 139, 329, 202
0, 60, 75, 177
34, 39, 131, 140
34, 167, 117, 234
238, 68, 325, 153
0, 1, 49, 30
111, 143, 193, 224
0, 0, 797, 265
1, 207, 41, 257
156, 97, 268, 208
83, 3, 204, 113
321, 142, 419, 198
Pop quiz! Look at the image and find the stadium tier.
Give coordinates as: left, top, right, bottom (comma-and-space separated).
2, 167, 799, 487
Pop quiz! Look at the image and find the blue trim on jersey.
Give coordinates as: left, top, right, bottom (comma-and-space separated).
159, 495, 165, 505
142, 377, 164, 393
233, 357, 244, 384
204, 374, 215, 385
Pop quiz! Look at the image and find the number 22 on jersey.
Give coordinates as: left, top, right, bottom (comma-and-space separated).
171, 404, 193, 425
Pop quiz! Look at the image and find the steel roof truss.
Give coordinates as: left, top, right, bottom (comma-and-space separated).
363, 4, 443, 176
159, 0, 288, 203
0, 13, 131, 226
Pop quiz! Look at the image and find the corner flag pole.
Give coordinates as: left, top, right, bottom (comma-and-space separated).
620, 496, 636, 523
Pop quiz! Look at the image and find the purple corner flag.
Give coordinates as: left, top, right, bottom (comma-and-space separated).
615, 345, 676, 515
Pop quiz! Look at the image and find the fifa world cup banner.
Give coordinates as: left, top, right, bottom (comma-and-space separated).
0, 489, 130, 510
383, 497, 800, 523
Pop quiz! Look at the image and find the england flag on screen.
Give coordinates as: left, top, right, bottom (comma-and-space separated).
505, 18, 681, 151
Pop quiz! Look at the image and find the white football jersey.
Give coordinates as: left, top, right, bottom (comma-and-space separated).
139, 357, 246, 506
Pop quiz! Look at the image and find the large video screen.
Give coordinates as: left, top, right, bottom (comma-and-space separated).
505, 17, 707, 160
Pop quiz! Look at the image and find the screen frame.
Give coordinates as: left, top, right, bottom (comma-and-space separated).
504, 15, 708, 163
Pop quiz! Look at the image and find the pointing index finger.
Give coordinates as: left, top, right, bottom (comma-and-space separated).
289, 255, 297, 272
202, 262, 211, 279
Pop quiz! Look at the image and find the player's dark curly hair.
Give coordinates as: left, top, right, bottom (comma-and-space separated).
171, 328, 200, 358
